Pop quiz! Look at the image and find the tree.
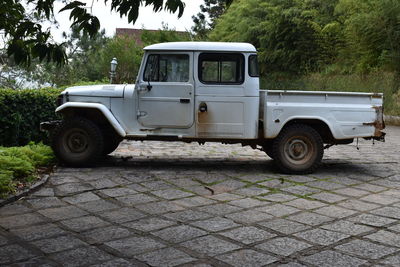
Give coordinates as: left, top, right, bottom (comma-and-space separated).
209, 0, 339, 74
0, 62, 29, 89
1, 0, 186, 66
38, 26, 110, 86
141, 23, 193, 46
1, 26, 110, 88
0, 36, 50, 89
336, 0, 400, 92
192, 0, 230, 39
97, 35, 143, 84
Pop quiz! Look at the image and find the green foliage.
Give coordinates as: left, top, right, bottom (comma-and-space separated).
0, 143, 54, 197
2, 0, 187, 65
192, 0, 230, 39
59, 1, 100, 37
0, 88, 61, 146
0, 62, 32, 90
97, 36, 144, 84
0, 155, 34, 180
34, 27, 110, 87
0, 171, 14, 197
141, 24, 193, 46
210, 0, 339, 74
336, 0, 400, 92
1, 143, 55, 167
0, 26, 109, 89
1, 0, 67, 65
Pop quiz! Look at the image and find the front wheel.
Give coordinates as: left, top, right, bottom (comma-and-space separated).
103, 130, 123, 155
51, 117, 104, 166
272, 124, 323, 174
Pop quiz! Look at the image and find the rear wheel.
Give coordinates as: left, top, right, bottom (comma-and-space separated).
272, 124, 323, 174
51, 117, 104, 166
262, 142, 274, 159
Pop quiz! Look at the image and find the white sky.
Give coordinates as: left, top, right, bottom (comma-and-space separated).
52, 0, 203, 42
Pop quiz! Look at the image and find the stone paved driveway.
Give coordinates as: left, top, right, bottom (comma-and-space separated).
1, 126, 400, 266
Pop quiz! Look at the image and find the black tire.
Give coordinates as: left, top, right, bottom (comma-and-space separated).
262, 143, 275, 159
103, 129, 123, 155
272, 123, 323, 174
51, 117, 104, 166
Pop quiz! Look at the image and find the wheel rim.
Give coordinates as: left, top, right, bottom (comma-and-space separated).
63, 128, 90, 154
283, 136, 314, 165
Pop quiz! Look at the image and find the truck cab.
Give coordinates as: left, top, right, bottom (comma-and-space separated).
127, 42, 259, 139
43, 42, 385, 174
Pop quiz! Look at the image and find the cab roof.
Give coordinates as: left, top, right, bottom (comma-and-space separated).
144, 42, 257, 53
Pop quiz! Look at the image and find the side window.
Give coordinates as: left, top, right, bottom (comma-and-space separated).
249, 55, 259, 77
144, 54, 159, 81
199, 53, 244, 84
144, 54, 189, 82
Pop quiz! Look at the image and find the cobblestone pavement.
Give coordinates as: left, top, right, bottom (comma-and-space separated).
1, 126, 400, 266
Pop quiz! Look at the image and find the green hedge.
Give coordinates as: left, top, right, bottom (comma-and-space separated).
0, 88, 61, 147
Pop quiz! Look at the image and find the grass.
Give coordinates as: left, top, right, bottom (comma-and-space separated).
0, 143, 55, 198
261, 71, 400, 116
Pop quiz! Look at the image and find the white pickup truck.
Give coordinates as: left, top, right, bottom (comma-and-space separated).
41, 42, 385, 174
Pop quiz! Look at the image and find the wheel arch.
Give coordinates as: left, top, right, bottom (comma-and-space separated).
280, 118, 335, 144
56, 103, 126, 137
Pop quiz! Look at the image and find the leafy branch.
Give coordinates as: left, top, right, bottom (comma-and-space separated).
1, 0, 202, 66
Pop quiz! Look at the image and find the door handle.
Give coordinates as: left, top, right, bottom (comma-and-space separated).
138, 85, 147, 92
180, 98, 190, 104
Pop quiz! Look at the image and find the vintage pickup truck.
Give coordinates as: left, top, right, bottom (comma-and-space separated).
41, 42, 385, 174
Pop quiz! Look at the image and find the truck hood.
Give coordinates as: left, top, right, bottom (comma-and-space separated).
62, 84, 128, 97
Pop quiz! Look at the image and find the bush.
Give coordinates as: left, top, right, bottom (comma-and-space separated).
0, 143, 54, 170
0, 88, 61, 147
0, 143, 54, 197
0, 171, 13, 196
0, 155, 34, 180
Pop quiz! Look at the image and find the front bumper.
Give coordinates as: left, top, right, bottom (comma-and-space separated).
40, 120, 62, 132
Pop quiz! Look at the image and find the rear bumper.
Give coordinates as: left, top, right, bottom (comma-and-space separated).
363, 106, 385, 141
40, 121, 61, 132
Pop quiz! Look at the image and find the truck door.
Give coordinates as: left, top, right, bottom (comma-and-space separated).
137, 52, 194, 128
194, 52, 259, 139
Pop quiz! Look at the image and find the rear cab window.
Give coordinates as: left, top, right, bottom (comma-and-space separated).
198, 53, 245, 84
249, 55, 259, 77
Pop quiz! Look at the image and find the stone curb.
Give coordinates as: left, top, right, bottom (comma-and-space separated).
0, 174, 50, 207
384, 115, 400, 126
